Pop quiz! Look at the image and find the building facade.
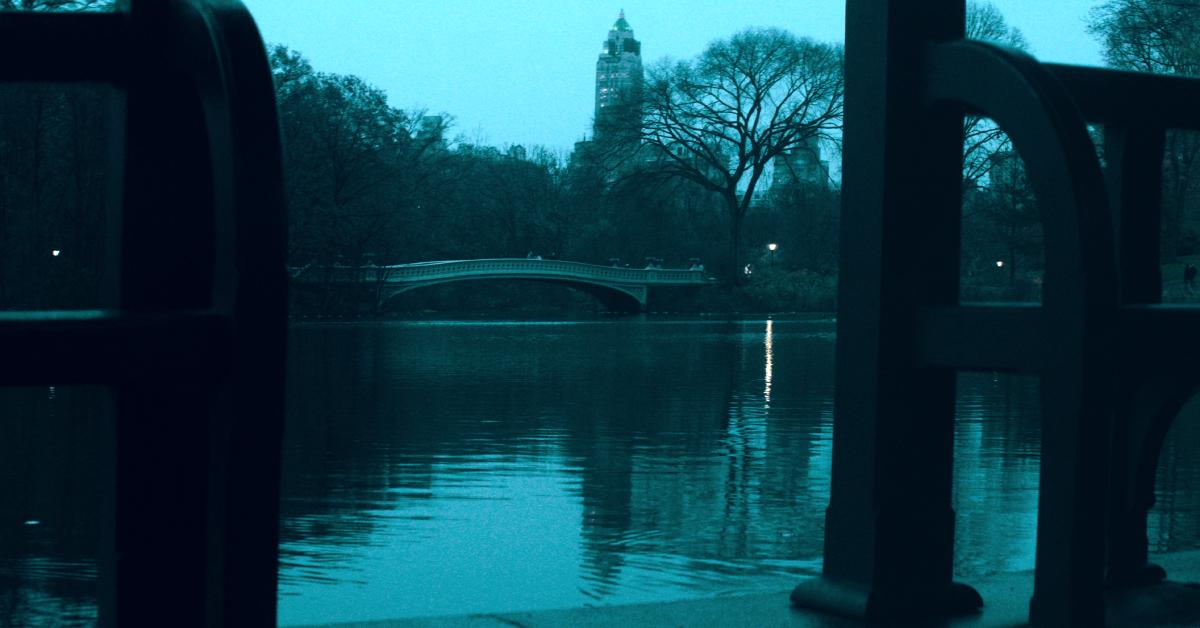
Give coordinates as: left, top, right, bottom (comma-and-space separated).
594, 10, 644, 135
772, 136, 829, 190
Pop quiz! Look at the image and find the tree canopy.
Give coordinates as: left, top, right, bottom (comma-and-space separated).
602, 27, 844, 284
1089, 0, 1200, 257
1089, 0, 1200, 75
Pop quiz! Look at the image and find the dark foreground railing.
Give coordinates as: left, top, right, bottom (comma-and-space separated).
0, 2, 286, 627
791, 2, 1200, 626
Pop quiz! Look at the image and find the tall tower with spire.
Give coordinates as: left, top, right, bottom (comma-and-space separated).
594, 10, 643, 135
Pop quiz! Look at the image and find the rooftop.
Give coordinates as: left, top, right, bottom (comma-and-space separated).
611, 9, 632, 32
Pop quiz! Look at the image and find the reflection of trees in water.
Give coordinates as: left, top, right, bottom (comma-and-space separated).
0, 386, 103, 624
284, 321, 840, 593
693, 323, 836, 567
561, 321, 838, 591
1151, 398, 1200, 553
282, 326, 431, 563
953, 373, 1042, 575
282, 322, 1200, 601
560, 321, 741, 593
282, 321, 843, 597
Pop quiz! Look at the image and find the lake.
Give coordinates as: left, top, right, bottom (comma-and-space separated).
2, 318, 1200, 625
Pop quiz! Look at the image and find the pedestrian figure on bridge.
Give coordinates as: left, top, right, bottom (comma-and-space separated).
1185, 263, 1197, 291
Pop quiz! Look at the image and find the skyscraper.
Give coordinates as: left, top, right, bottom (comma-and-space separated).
594, 10, 643, 135
773, 136, 830, 190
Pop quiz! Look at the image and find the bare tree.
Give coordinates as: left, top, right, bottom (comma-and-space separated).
604, 28, 843, 284
1090, 0, 1200, 74
962, 0, 1029, 188
1090, 0, 1200, 256
270, 45, 453, 265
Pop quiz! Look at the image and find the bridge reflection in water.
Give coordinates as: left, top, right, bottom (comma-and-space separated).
290, 259, 715, 312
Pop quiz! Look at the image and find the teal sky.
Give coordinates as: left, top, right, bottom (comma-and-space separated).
241, 1, 1105, 152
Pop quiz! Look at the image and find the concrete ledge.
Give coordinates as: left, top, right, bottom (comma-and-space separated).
297, 551, 1200, 628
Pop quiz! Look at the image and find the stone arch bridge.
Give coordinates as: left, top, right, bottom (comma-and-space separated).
290, 258, 715, 312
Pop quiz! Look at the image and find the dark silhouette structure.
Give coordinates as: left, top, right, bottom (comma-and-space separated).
0, 1, 286, 626
791, 1, 1200, 626
7, 0, 1200, 626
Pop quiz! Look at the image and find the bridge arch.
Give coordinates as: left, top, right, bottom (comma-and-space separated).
378, 275, 646, 313
292, 258, 713, 314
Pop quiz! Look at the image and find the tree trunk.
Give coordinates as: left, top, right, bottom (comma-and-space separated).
730, 216, 744, 286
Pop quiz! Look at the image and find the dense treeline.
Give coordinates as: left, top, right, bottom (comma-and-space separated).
1090, 0, 1200, 262
2, 2, 1199, 313
0, 83, 108, 309
272, 43, 842, 314
272, 45, 734, 269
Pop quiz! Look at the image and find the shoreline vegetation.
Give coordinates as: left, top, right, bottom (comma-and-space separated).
287, 268, 837, 319
289, 257, 1200, 320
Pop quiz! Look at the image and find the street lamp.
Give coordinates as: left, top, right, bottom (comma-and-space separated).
767, 243, 778, 268
51, 249, 60, 257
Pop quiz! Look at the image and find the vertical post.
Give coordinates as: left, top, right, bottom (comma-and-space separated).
209, 4, 289, 621
99, 1, 221, 625
1104, 124, 1168, 586
791, 0, 978, 620
1106, 125, 1165, 305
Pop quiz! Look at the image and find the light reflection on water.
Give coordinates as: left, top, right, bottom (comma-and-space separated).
763, 319, 774, 405
278, 319, 836, 624
275, 317, 1199, 625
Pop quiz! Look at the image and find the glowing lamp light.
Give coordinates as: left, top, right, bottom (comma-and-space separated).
51, 250, 61, 257
768, 243, 778, 252
996, 260, 1005, 268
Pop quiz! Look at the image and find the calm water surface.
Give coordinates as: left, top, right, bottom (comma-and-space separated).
277, 318, 1200, 625
3, 318, 1200, 626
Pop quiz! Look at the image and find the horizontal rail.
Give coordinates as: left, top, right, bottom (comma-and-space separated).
1046, 64, 1200, 131
0, 12, 130, 83
919, 303, 1200, 377
0, 310, 231, 385
1117, 305, 1200, 374
917, 304, 1045, 372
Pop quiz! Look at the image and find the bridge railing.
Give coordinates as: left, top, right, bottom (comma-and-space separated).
293, 258, 713, 286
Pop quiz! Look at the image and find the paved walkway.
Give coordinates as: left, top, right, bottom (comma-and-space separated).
297, 551, 1200, 627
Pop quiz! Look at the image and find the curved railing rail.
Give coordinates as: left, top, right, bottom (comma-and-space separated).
796, 4, 1200, 627
0, 2, 287, 626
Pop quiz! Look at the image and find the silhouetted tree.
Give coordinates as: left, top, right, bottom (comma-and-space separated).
0, 0, 111, 307
270, 45, 452, 266
962, 0, 1029, 187
756, 182, 841, 274
979, 151, 1040, 286
1090, 0, 1200, 257
603, 28, 844, 284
